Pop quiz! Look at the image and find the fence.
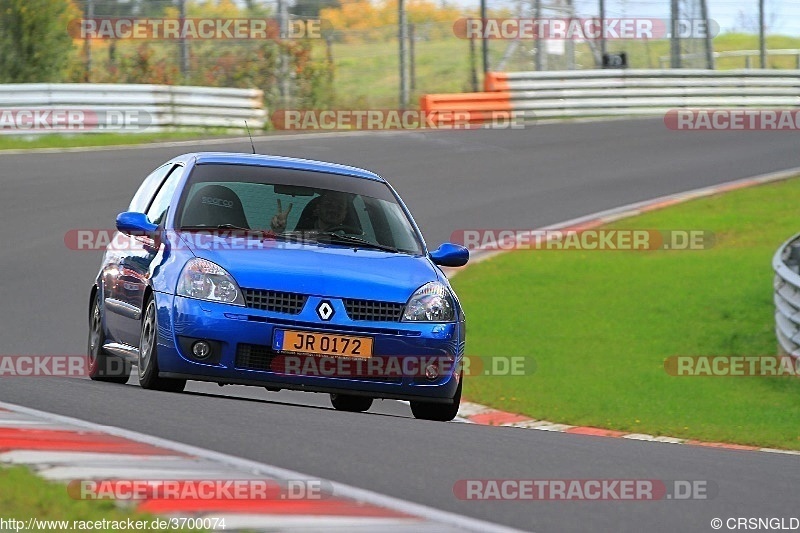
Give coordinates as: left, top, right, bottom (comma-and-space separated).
0, 84, 266, 134
421, 69, 800, 121
660, 49, 800, 69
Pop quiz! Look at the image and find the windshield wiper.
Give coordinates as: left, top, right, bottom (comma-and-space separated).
180, 225, 303, 242
180, 224, 253, 232
177, 226, 401, 252
314, 231, 400, 253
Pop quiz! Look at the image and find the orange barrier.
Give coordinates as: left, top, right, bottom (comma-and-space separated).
483, 72, 510, 92
419, 92, 512, 112
419, 91, 512, 125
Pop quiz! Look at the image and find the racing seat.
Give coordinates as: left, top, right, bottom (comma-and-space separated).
294, 195, 362, 232
181, 185, 250, 228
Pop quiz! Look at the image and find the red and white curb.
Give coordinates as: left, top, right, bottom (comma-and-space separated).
448, 166, 800, 455
455, 401, 800, 455
0, 401, 522, 533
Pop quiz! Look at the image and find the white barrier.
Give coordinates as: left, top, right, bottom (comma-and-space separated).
422, 70, 800, 121
487, 69, 800, 119
0, 84, 266, 134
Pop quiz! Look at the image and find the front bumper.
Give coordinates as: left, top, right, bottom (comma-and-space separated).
155, 294, 464, 402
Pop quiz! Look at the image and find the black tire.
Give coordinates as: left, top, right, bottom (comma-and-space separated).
88, 292, 131, 384
138, 296, 186, 393
330, 393, 373, 412
410, 376, 462, 422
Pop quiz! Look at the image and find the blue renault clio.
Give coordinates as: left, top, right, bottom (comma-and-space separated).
88, 152, 468, 421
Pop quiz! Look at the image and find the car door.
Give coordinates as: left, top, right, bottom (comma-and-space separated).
103, 163, 182, 346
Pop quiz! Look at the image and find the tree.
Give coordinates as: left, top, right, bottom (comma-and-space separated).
0, 0, 78, 83
291, 0, 341, 18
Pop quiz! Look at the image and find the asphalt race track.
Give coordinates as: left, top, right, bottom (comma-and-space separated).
2, 118, 800, 532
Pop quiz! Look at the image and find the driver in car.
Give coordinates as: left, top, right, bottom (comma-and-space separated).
270, 191, 349, 232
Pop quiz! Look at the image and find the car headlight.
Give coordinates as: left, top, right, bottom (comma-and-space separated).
177, 258, 245, 306
402, 282, 455, 322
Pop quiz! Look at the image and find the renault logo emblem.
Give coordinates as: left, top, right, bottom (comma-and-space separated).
316, 300, 334, 321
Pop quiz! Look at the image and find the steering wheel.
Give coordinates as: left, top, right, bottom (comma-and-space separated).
325, 225, 364, 235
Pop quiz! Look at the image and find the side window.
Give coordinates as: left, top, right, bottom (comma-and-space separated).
146, 165, 183, 225
382, 202, 420, 252
128, 164, 175, 213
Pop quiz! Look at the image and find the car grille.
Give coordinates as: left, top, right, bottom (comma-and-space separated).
235, 343, 277, 371
243, 289, 307, 315
235, 343, 401, 383
343, 299, 404, 322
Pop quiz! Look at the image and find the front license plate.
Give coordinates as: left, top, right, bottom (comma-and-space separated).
274, 329, 373, 358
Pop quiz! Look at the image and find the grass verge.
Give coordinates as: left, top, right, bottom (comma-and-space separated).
0, 130, 237, 151
451, 176, 800, 450
314, 32, 800, 108
0, 466, 162, 530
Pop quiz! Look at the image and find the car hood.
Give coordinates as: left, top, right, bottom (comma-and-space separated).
181, 237, 440, 302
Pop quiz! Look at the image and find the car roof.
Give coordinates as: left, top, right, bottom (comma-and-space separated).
174, 152, 385, 183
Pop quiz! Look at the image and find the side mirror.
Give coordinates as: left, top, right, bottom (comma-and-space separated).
429, 243, 469, 267
116, 212, 158, 237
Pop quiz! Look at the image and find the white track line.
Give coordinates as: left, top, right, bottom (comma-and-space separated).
0, 130, 398, 155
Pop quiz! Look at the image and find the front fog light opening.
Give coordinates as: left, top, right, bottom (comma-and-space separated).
425, 364, 439, 380
177, 336, 222, 365
192, 341, 212, 360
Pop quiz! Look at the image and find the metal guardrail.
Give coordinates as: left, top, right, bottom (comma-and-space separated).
660, 49, 800, 69
421, 70, 800, 121
774, 233, 800, 359
0, 84, 266, 133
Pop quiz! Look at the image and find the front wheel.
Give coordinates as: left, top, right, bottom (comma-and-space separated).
88, 292, 131, 384
138, 296, 186, 393
410, 376, 462, 421
330, 393, 373, 412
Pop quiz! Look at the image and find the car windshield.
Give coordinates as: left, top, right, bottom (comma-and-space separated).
175, 163, 424, 255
